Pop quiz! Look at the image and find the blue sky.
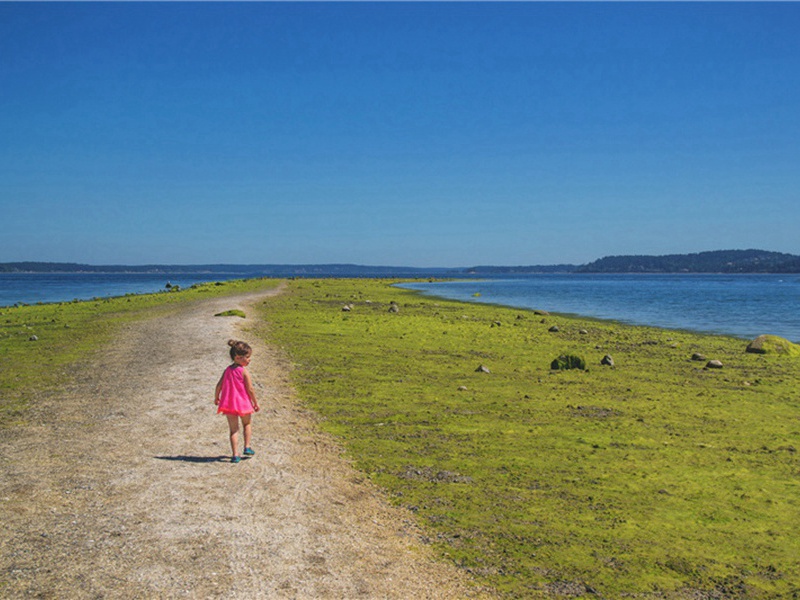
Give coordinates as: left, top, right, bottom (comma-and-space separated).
1, 2, 799, 267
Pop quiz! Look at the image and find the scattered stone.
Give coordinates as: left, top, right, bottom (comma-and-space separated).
600, 355, 614, 367
551, 355, 586, 371
706, 360, 724, 369
388, 303, 400, 313
492, 321, 502, 327
579, 329, 588, 335
571, 405, 621, 419
691, 353, 707, 362
534, 310, 549, 316
342, 304, 352, 312
28, 335, 38, 341
475, 365, 491, 374
457, 386, 468, 391
746, 334, 800, 356
542, 581, 595, 597
548, 326, 560, 333
399, 466, 473, 484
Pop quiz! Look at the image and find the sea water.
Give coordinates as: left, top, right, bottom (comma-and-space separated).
3, 272, 799, 343
400, 274, 800, 343
0, 272, 243, 307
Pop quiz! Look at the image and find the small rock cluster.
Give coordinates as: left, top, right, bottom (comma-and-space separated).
399, 466, 473, 484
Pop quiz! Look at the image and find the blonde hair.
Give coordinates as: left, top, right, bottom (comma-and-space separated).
227, 339, 252, 360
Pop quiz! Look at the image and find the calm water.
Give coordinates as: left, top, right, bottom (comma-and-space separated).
3, 272, 799, 343
400, 274, 800, 343
0, 272, 248, 307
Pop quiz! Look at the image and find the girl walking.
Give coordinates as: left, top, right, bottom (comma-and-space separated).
215, 339, 260, 463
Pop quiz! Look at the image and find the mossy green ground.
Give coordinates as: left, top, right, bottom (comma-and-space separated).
261, 279, 800, 599
4, 277, 797, 597
0, 278, 279, 427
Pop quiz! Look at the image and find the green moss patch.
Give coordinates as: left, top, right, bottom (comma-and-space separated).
259, 278, 800, 599
214, 309, 246, 318
746, 334, 800, 357
550, 354, 586, 370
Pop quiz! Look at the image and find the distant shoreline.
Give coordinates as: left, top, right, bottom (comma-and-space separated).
2, 249, 799, 274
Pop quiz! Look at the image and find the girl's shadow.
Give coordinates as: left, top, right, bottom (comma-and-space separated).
155, 455, 228, 464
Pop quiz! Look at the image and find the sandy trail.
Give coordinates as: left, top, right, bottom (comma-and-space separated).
0, 288, 485, 598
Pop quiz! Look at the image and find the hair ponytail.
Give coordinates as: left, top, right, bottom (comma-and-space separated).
228, 339, 252, 360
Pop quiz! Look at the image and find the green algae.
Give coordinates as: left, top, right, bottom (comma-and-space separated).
260, 278, 800, 599
214, 309, 247, 318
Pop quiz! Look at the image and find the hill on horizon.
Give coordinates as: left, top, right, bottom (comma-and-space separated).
577, 249, 800, 274
2, 249, 799, 275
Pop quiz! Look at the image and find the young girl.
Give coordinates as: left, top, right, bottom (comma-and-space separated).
215, 339, 260, 463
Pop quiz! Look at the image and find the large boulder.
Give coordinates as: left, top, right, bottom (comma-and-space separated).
745, 335, 800, 357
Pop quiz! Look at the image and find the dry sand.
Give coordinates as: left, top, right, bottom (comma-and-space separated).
0, 287, 488, 598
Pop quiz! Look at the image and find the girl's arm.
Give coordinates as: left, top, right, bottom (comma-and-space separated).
242, 367, 260, 412
214, 373, 224, 405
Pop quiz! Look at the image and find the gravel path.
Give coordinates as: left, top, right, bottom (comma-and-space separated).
0, 288, 487, 598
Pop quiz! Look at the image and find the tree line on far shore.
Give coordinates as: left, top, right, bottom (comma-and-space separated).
2, 249, 799, 275
575, 249, 800, 274
462, 249, 800, 274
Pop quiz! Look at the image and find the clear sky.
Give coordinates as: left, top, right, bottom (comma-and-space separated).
1, 2, 799, 267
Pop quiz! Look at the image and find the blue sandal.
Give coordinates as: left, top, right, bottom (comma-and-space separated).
231, 456, 241, 464
243, 447, 255, 456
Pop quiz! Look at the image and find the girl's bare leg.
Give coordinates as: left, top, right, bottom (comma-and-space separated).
226, 414, 240, 456
241, 413, 253, 450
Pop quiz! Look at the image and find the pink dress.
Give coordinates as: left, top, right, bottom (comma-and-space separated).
217, 365, 254, 416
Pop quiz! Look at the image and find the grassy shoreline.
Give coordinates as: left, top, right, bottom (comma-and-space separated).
259, 278, 799, 598
0, 278, 280, 426
3, 276, 797, 597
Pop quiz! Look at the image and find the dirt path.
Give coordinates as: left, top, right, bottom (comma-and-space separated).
0, 288, 487, 598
